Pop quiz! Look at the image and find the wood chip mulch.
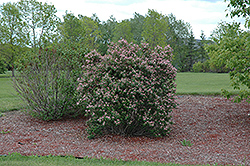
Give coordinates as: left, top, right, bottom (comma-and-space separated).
0, 95, 249, 165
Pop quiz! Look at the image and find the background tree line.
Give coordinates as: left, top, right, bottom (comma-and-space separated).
0, 0, 249, 102
0, 0, 249, 76
61, 9, 209, 73
0, 0, 212, 75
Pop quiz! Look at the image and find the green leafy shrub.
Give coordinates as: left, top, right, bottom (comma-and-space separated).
208, 57, 230, 73
12, 43, 88, 120
78, 39, 178, 139
221, 31, 250, 103
192, 61, 203, 72
192, 60, 210, 72
205, 21, 249, 102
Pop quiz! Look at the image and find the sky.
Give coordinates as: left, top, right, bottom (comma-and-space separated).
1, 0, 246, 39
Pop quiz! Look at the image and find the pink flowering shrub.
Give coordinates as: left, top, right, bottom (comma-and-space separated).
78, 39, 177, 139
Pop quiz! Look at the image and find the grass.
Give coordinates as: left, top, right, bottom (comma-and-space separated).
176, 72, 243, 95
0, 71, 246, 166
0, 71, 244, 112
0, 153, 192, 166
0, 71, 25, 112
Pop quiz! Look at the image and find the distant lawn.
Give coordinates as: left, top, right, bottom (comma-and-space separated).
176, 72, 243, 95
0, 72, 25, 112
0, 71, 245, 112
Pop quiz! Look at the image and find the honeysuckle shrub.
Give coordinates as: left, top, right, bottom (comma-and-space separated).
78, 39, 178, 139
13, 43, 89, 121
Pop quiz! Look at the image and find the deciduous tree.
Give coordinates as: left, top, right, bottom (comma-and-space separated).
130, 12, 145, 45
98, 15, 117, 55
60, 12, 85, 43
225, 0, 250, 28
79, 15, 101, 50
205, 22, 240, 73
206, 21, 249, 102
113, 19, 133, 43
225, 1, 250, 102
0, 2, 26, 76
60, 13, 101, 51
167, 13, 192, 70
142, 9, 170, 48
18, 0, 60, 49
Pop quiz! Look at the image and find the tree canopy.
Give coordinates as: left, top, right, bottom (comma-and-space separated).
18, 0, 60, 48
0, 2, 26, 76
0, 0, 214, 74
225, 0, 250, 28
142, 9, 170, 48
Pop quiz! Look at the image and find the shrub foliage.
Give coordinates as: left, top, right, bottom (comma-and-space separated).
78, 39, 177, 139
12, 44, 88, 120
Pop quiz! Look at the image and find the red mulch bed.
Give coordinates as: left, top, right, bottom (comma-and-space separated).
0, 95, 249, 165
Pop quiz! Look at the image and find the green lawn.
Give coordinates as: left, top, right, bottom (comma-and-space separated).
176, 72, 243, 95
0, 153, 195, 166
0, 71, 244, 112
0, 72, 25, 112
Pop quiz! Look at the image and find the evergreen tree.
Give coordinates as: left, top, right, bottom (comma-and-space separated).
185, 30, 197, 71
198, 30, 208, 62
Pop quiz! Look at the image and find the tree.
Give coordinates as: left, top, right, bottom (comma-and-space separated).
174, 29, 198, 72
192, 31, 210, 72
184, 30, 198, 72
206, 21, 249, 102
130, 12, 145, 45
60, 13, 101, 51
205, 21, 241, 73
79, 15, 101, 50
59, 12, 86, 44
0, 55, 7, 74
0, 2, 26, 77
166, 13, 192, 70
98, 15, 117, 55
18, 0, 60, 49
198, 30, 208, 62
224, 1, 250, 102
91, 13, 101, 24
222, 31, 250, 103
225, 0, 250, 28
113, 19, 133, 43
142, 9, 170, 48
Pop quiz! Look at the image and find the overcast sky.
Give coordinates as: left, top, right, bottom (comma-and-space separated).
1, 0, 246, 39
